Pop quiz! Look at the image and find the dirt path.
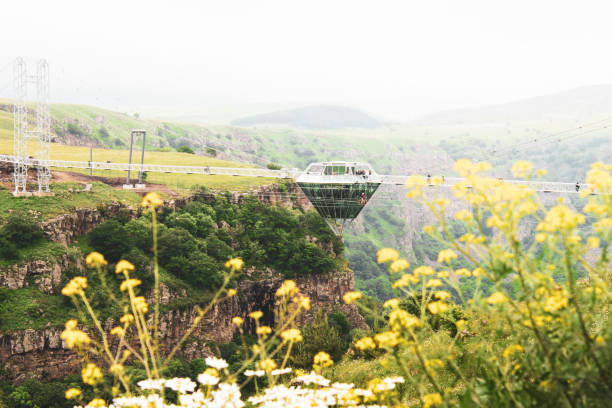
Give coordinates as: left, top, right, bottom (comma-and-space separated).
0, 165, 180, 196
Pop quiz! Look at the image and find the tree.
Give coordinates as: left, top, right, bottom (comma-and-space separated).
157, 228, 198, 265
88, 220, 127, 263
290, 312, 347, 368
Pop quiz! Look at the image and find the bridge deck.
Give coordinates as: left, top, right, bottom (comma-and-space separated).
0, 154, 589, 194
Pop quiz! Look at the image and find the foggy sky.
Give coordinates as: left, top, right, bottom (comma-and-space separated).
1, 0, 612, 121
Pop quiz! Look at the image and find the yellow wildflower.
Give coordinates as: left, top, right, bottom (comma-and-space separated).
115, 260, 134, 274
425, 278, 443, 288
374, 331, 399, 348
256, 326, 272, 336
503, 344, 524, 358
204, 367, 218, 377
81, 363, 103, 385
595, 336, 605, 344
313, 351, 333, 367
587, 236, 600, 249
390, 258, 410, 272
594, 218, 612, 234
456, 319, 467, 330
249, 310, 263, 320
276, 280, 298, 297
486, 291, 508, 305
427, 301, 449, 315
414, 266, 435, 277
434, 291, 451, 300
537, 204, 585, 232
423, 392, 443, 408
472, 267, 485, 277
425, 359, 444, 369
390, 309, 422, 329
454, 209, 473, 221
292, 295, 311, 310
110, 326, 124, 337
259, 358, 277, 372
60, 320, 91, 349
383, 298, 400, 309
393, 273, 419, 288
133, 296, 148, 313
437, 249, 458, 264
232, 316, 244, 326
85, 252, 107, 267
109, 364, 124, 375
224, 258, 244, 270
120, 314, 134, 325
405, 175, 426, 188
226, 288, 237, 297
281, 328, 303, 342
543, 293, 568, 313
453, 158, 477, 177
65, 388, 81, 399
86, 399, 107, 408
455, 268, 471, 277
61, 276, 88, 297
377, 248, 400, 263
119, 278, 141, 292
437, 270, 449, 278
430, 176, 444, 186
343, 291, 362, 304
355, 337, 376, 350
141, 192, 163, 208
511, 160, 533, 178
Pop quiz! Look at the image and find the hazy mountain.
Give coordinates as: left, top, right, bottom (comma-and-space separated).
411, 85, 612, 126
231, 105, 383, 130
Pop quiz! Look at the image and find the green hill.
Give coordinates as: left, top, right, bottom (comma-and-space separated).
231, 105, 383, 130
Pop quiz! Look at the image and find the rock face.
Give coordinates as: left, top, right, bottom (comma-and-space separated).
41, 203, 132, 245
0, 268, 365, 381
0, 254, 79, 294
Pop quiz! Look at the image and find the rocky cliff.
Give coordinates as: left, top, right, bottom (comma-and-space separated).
0, 268, 364, 381
0, 254, 79, 294
0, 183, 364, 382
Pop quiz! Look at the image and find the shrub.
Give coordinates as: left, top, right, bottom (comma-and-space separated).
205, 147, 217, 156
97, 127, 110, 139
66, 122, 85, 137
177, 145, 195, 154
0, 236, 18, 260
0, 215, 44, 247
266, 163, 282, 170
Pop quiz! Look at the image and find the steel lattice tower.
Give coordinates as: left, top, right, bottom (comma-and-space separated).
12, 58, 51, 193
13, 58, 28, 193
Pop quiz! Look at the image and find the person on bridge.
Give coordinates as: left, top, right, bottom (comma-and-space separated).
359, 192, 367, 205
576, 181, 580, 192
